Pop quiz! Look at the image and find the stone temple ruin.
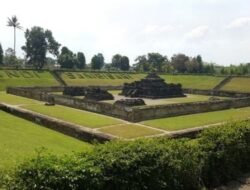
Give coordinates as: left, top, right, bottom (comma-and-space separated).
63, 86, 114, 101
121, 73, 185, 99
84, 88, 114, 101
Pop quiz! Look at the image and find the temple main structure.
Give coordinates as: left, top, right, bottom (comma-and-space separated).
120, 73, 185, 99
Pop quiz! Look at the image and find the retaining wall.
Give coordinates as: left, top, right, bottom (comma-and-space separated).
183, 88, 250, 98
131, 97, 250, 121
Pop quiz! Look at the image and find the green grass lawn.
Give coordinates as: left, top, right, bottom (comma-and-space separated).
142, 107, 250, 131
98, 124, 163, 139
0, 70, 60, 91
0, 92, 40, 105
21, 104, 122, 128
159, 74, 225, 89
59, 72, 146, 86
155, 94, 227, 104
222, 77, 250, 92
0, 110, 91, 170
106, 92, 227, 105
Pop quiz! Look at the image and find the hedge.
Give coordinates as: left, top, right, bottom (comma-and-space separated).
2, 120, 250, 190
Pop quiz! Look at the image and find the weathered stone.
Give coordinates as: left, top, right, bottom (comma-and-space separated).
45, 96, 55, 106
209, 96, 221, 101
121, 73, 185, 99
63, 87, 86, 96
84, 88, 114, 101
114, 99, 146, 107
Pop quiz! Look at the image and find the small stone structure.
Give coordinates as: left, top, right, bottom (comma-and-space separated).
84, 88, 114, 101
45, 96, 55, 106
63, 87, 86, 96
121, 73, 185, 99
114, 99, 146, 107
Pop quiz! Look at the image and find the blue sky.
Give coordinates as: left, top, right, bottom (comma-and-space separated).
0, 0, 250, 65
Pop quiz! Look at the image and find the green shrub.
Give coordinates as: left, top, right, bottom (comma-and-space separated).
198, 121, 250, 187
3, 121, 250, 190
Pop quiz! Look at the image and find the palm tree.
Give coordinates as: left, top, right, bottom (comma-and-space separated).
7, 15, 22, 56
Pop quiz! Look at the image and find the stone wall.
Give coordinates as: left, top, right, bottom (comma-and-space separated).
183, 88, 250, 98
130, 97, 250, 122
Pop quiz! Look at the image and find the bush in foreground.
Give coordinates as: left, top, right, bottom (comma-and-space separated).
2, 121, 250, 190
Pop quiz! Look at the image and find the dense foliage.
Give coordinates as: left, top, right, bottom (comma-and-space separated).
22, 26, 61, 69
58, 47, 86, 69
111, 54, 130, 71
91, 53, 105, 70
2, 121, 250, 190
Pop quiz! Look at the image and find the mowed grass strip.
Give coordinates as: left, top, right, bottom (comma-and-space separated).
222, 77, 250, 92
159, 74, 225, 89
142, 107, 250, 131
60, 72, 146, 86
98, 124, 163, 139
21, 104, 122, 128
0, 92, 40, 105
0, 110, 91, 170
156, 94, 227, 104
0, 70, 59, 91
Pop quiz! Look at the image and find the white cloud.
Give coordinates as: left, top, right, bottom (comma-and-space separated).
227, 17, 250, 29
143, 25, 175, 34
185, 25, 209, 40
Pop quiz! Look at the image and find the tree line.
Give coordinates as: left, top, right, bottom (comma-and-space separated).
1, 16, 250, 75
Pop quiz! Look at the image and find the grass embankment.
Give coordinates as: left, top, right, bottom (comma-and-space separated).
142, 107, 250, 131
59, 71, 224, 89
0, 110, 91, 170
159, 74, 225, 89
0, 70, 59, 91
59, 72, 145, 86
222, 77, 250, 92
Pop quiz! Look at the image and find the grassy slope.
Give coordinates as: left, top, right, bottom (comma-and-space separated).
222, 77, 250, 92
59, 72, 146, 86
98, 124, 163, 139
159, 74, 225, 89
22, 104, 122, 128
0, 110, 91, 170
0, 70, 59, 91
60, 71, 224, 89
142, 107, 250, 131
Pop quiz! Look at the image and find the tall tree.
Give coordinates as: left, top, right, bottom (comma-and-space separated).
134, 55, 150, 72
111, 54, 122, 69
58, 46, 76, 69
22, 26, 60, 69
171, 53, 189, 73
4, 48, 22, 65
120, 56, 130, 71
76, 52, 86, 69
91, 53, 104, 70
0, 44, 3, 65
196, 55, 204, 73
7, 15, 22, 56
147, 53, 167, 72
